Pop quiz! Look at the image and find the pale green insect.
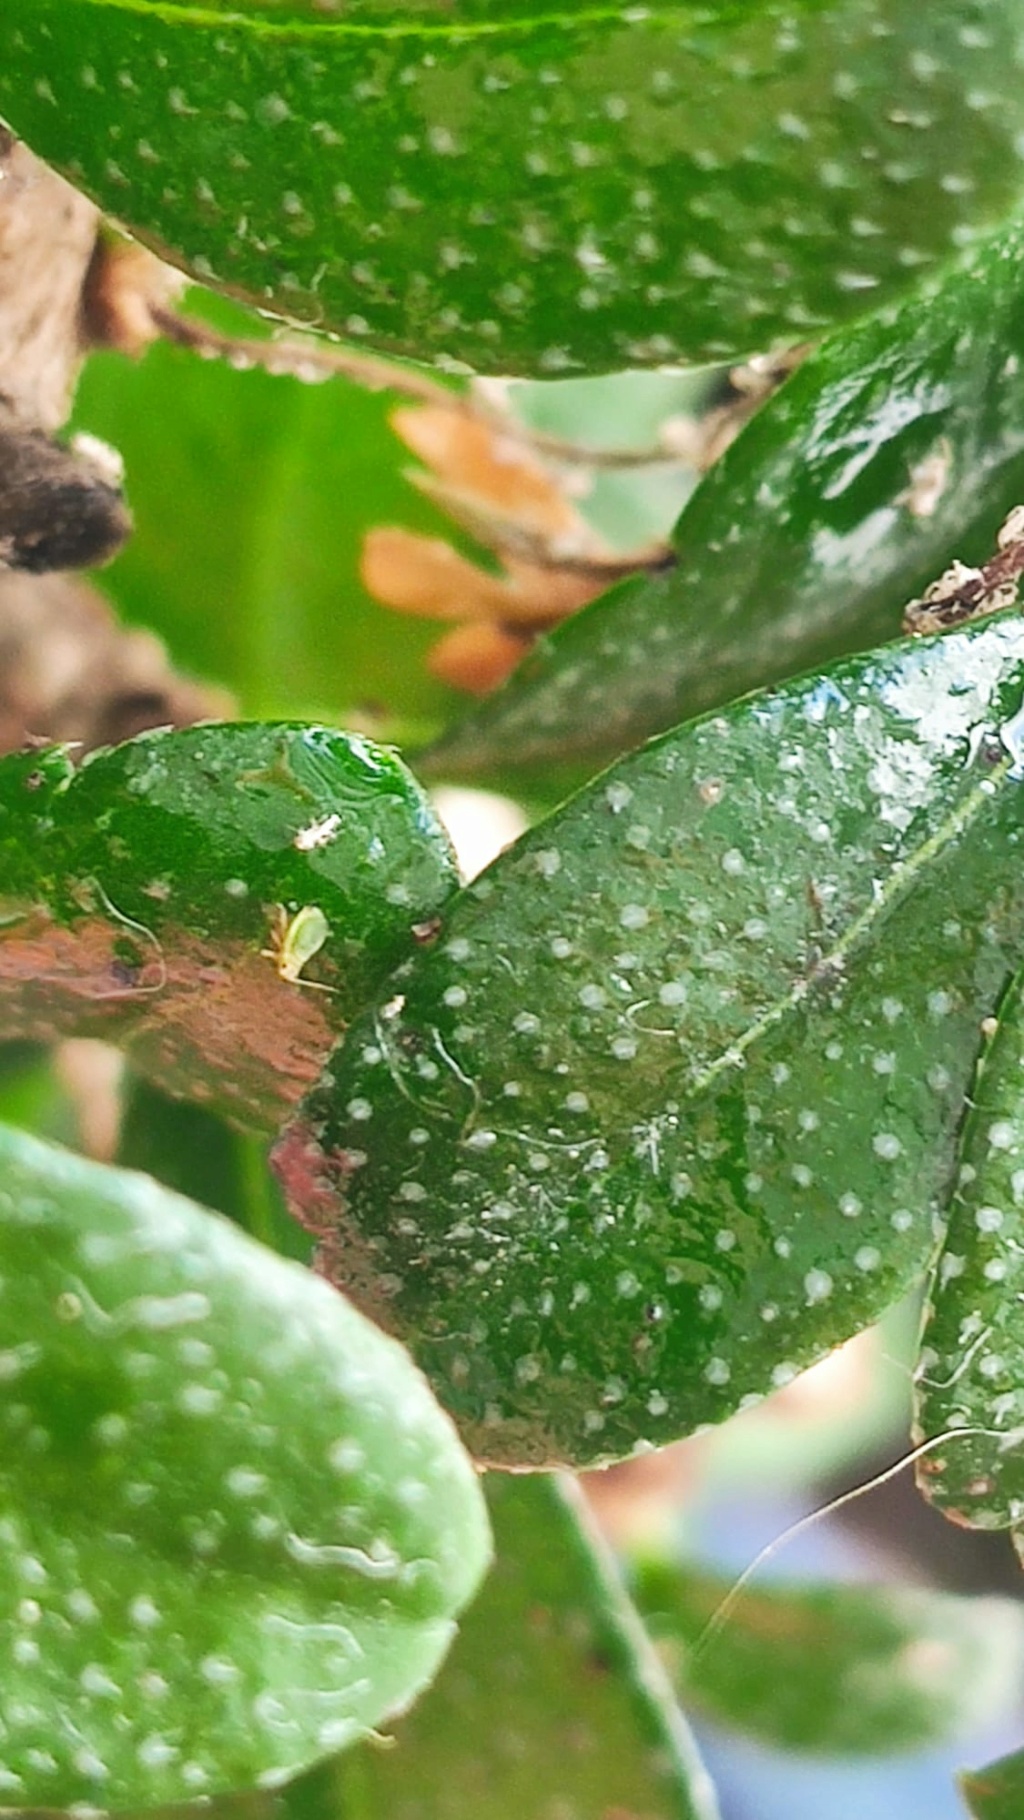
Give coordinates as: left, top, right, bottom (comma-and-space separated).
263, 903, 333, 991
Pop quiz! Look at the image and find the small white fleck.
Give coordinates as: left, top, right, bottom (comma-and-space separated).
257, 93, 290, 125
976, 1205, 1005, 1233
873, 1132, 902, 1160
804, 1268, 833, 1304
465, 1129, 497, 1152
854, 1246, 882, 1273
347, 1098, 373, 1121
989, 1120, 1017, 1152
619, 903, 650, 930
605, 781, 634, 813
224, 1466, 268, 1498
534, 848, 562, 878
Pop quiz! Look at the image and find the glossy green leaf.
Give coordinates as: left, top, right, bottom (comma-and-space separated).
333, 1475, 716, 1819
0, 1122, 490, 1810
634, 1559, 1024, 1755
275, 616, 1024, 1468
430, 214, 1024, 779
7, 3, 1024, 374
72, 334, 462, 738
914, 963, 1024, 1532
0, 722, 457, 1132
962, 1747, 1024, 1820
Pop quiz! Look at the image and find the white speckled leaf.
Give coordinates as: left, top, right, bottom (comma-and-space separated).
0, 1123, 490, 1810
634, 1559, 1024, 1754
6, 1, 1024, 372
915, 964, 1024, 1532
430, 212, 1024, 779
275, 617, 1024, 1468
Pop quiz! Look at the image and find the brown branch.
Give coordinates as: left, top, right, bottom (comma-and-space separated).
903, 506, 1024, 634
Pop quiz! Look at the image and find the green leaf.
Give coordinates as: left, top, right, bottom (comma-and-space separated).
84, 1477, 716, 1819
7, 3, 1024, 374
634, 1559, 1024, 1756
429, 215, 1024, 779
118, 1074, 311, 1264
275, 617, 1024, 1467
0, 722, 457, 1133
0, 1122, 490, 1810
962, 1747, 1024, 1820
914, 962, 1024, 1532
334, 1475, 716, 1818
72, 334, 462, 738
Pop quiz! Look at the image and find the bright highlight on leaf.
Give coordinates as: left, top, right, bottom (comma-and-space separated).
6, 1, 1024, 373
0, 1123, 491, 1810
0, 722, 457, 1130
276, 615, 1024, 1467
431, 212, 1024, 778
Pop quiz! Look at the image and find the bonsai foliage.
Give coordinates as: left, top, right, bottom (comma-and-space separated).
6, 1, 1024, 1815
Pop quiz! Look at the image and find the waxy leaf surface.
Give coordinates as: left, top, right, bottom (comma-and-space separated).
915, 964, 1024, 1531
431, 216, 1024, 778
7, 2, 1024, 373
634, 1559, 1024, 1755
0, 1123, 490, 1810
963, 1747, 1024, 1820
276, 618, 1024, 1467
0, 722, 457, 1131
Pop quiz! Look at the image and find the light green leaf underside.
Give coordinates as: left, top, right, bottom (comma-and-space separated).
6, 1, 1024, 372
430, 213, 1024, 778
914, 963, 1024, 1531
0, 1123, 490, 1810
634, 1558, 1024, 1755
275, 617, 1024, 1467
0, 722, 457, 1133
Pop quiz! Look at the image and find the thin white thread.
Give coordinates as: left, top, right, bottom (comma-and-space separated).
690, 1425, 1005, 1665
